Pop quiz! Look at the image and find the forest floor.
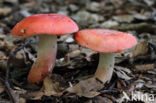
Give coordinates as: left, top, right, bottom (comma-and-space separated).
0, 0, 156, 103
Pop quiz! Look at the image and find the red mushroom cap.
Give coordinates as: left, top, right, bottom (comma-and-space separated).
11, 14, 79, 37
75, 29, 137, 53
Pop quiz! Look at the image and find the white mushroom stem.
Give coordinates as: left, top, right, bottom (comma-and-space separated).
94, 53, 115, 83
28, 35, 57, 83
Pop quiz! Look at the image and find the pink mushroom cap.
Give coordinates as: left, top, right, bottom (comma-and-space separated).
75, 29, 137, 53
11, 14, 79, 37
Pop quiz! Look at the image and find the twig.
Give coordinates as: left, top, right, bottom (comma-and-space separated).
4, 81, 18, 103
6, 40, 31, 81
2, 40, 31, 103
0, 77, 4, 83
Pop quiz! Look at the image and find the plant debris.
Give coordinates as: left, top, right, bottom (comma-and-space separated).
0, 0, 156, 103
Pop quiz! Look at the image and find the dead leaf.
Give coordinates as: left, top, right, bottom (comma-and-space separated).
80, 48, 96, 58
114, 67, 132, 80
66, 77, 103, 98
66, 50, 81, 58
42, 75, 60, 94
65, 37, 74, 43
117, 80, 127, 88
26, 75, 63, 100
19, 98, 26, 103
134, 64, 155, 71
25, 91, 44, 100
41, 75, 63, 96
0, 7, 12, 17
115, 66, 131, 74
0, 82, 4, 94
131, 40, 148, 58
101, 20, 119, 28
112, 15, 134, 23
145, 82, 156, 89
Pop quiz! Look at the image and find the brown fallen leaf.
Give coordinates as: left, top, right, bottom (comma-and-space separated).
0, 7, 12, 17
42, 75, 61, 95
38, 74, 64, 97
19, 98, 26, 103
117, 80, 127, 88
24, 91, 44, 100
66, 50, 81, 58
0, 82, 4, 94
134, 64, 155, 71
24, 74, 65, 100
0, 56, 7, 60
131, 40, 148, 58
66, 77, 103, 98
112, 15, 134, 23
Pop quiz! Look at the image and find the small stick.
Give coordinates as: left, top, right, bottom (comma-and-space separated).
0, 40, 31, 103
6, 40, 32, 81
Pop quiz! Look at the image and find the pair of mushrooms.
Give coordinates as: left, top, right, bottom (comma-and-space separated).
11, 14, 137, 84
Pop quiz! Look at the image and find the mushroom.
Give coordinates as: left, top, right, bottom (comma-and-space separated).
74, 29, 137, 83
11, 14, 79, 83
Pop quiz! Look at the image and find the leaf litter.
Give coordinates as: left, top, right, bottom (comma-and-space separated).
0, 0, 156, 103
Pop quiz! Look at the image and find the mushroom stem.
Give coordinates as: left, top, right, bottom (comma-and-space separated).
28, 35, 57, 83
94, 53, 115, 83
